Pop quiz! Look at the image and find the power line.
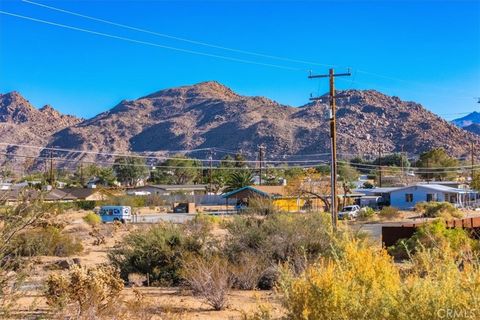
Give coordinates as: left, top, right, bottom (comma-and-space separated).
0, 142, 329, 164
2, 151, 477, 174
22, 0, 336, 69
0, 10, 300, 71
0, 152, 328, 170
15, 1, 480, 99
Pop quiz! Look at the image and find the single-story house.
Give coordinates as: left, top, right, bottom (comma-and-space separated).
389, 184, 478, 209
62, 188, 109, 201
128, 184, 208, 196
354, 187, 401, 206
222, 185, 312, 212
0, 188, 77, 205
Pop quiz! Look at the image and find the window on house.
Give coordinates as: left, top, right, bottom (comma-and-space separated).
426, 193, 437, 202
405, 194, 413, 202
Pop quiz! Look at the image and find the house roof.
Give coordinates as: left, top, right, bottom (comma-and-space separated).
390, 184, 471, 194
136, 184, 208, 191
0, 188, 77, 202
354, 187, 401, 194
222, 185, 288, 198
62, 188, 101, 199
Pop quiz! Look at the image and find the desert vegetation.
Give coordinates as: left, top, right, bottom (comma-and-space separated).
1, 197, 480, 319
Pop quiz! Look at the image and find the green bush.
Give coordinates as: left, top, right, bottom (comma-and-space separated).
82, 212, 101, 226
388, 219, 475, 260
358, 207, 375, 219
223, 213, 340, 288
12, 226, 83, 257
379, 207, 401, 220
106, 196, 146, 208
108, 222, 213, 286
75, 200, 97, 211
415, 201, 463, 219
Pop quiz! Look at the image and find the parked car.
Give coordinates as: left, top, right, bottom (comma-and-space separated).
338, 205, 361, 220
99, 205, 132, 223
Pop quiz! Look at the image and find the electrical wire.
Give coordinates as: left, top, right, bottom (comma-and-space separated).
20, 0, 479, 100
0, 142, 331, 164
0, 10, 300, 71
21, 0, 337, 69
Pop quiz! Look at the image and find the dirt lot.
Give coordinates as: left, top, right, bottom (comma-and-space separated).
9, 210, 282, 319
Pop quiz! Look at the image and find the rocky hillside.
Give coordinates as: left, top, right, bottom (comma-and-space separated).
2, 82, 480, 171
0, 92, 81, 171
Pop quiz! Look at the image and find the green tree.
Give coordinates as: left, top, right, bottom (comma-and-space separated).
373, 153, 410, 168
223, 170, 254, 193
73, 164, 116, 187
150, 156, 201, 185
472, 171, 480, 191
113, 157, 148, 187
415, 148, 459, 181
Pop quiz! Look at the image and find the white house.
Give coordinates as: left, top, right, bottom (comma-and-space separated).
389, 184, 477, 209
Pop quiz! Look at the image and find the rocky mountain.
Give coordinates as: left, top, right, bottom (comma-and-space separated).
464, 123, 480, 135
452, 111, 480, 128
0, 92, 81, 171
2, 82, 480, 171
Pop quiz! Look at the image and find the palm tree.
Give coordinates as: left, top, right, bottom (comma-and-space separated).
223, 170, 254, 193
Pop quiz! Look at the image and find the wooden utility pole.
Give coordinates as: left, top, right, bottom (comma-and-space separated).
49, 151, 54, 187
309, 68, 351, 231
471, 142, 475, 182
258, 145, 265, 185
208, 149, 213, 194
378, 148, 383, 187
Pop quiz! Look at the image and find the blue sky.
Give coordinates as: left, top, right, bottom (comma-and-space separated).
0, 0, 479, 119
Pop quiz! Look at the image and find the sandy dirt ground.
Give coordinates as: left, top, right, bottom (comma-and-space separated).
9, 210, 281, 319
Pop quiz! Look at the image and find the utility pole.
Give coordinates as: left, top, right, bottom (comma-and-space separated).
208, 149, 213, 194
49, 151, 54, 187
80, 162, 84, 187
471, 142, 475, 183
378, 148, 382, 187
309, 68, 351, 231
258, 145, 265, 185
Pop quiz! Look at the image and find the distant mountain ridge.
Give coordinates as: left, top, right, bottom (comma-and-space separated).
1, 82, 480, 171
452, 111, 480, 127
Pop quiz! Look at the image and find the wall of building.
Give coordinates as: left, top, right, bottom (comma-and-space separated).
390, 186, 447, 209
273, 198, 306, 212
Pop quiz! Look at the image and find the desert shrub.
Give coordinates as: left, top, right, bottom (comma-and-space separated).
182, 255, 232, 311
358, 206, 376, 219
223, 213, 339, 288
144, 195, 165, 207
278, 241, 401, 320
230, 252, 268, 290
379, 206, 401, 220
11, 226, 83, 257
246, 197, 280, 215
0, 197, 55, 315
388, 219, 475, 260
278, 238, 480, 320
83, 212, 101, 226
108, 223, 214, 286
45, 265, 124, 318
415, 201, 463, 219
107, 196, 146, 208
75, 200, 97, 211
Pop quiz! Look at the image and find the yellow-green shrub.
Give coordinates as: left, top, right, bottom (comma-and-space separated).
415, 201, 463, 219
278, 238, 480, 320
83, 212, 101, 226
279, 241, 401, 320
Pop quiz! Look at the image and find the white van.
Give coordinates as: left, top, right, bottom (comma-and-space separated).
99, 206, 132, 223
